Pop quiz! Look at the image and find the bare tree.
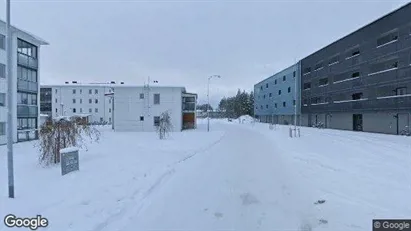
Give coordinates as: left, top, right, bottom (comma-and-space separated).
38, 116, 100, 166
157, 111, 173, 140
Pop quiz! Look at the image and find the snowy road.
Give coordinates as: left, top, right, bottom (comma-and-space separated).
100, 123, 321, 231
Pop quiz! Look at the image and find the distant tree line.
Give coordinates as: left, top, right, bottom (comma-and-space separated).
218, 89, 254, 118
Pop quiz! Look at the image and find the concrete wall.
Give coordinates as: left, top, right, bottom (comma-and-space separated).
114, 86, 183, 132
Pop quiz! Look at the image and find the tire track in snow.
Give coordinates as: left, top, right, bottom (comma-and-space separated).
91, 131, 227, 231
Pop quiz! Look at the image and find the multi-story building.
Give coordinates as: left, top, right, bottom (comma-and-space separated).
254, 63, 301, 125
300, 2, 411, 134
40, 81, 124, 124
0, 20, 48, 144
113, 85, 197, 132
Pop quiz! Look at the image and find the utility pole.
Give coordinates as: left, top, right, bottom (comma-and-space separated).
6, 0, 15, 198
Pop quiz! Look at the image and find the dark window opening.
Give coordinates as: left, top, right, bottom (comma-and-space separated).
278, 90, 282, 95
319, 78, 328, 86
266, 105, 268, 109
263, 94, 266, 99
352, 93, 363, 100
275, 79, 277, 85
303, 67, 311, 74
288, 87, 291, 93
154, 116, 160, 126
352, 72, 360, 78
283, 76, 286, 81
329, 55, 339, 65
140, 93, 144, 99
314, 62, 323, 71
396, 87, 407, 95
266, 83, 268, 88
140, 116, 144, 121
377, 31, 399, 47
293, 100, 296, 106
269, 93, 272, 97
274, 103, 277, 108
293, 71, 296, 77
260, 86, 263, 90
73, 108, 76, 113
303, 82, 311, 90
283, 102, 286, 107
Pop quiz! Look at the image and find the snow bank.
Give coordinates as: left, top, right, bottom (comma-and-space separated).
0, 126, 225, 231
237, 115, 255, 123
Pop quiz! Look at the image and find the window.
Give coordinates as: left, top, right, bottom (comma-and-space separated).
396, 87, 407, 95
80, 99, 82, 104
0, 34, 5, 50
109, 108, 112, 113
288, 87, 291, 93
95, 99, 98, 104
95, 89, 98, 94
352, 93, 363, 100
352, 72, 360, 78
269, 93, 272, 97
260, 86, 263, 90
314, 62, 323, 71
303, 67, 311, 74
73, 108, 76, 113
56, 108, 58, 113
293, 71, 296, 77
347, 48, 360, 58
89, 99, 92, 104
154, 116, 160, 126
369, 58, 398, 75
0, 122, 5, 136
89, 108, 92, 113
73, 99, 76, 104
95, 108, 98, 113
303, 82, 311, 90
0, 63, 5, 78
283, 102, 286, 107
283, 76, 286, 81
80, 89, 82, 94
278, 90, 282, 95
0, 93, 5, 106
293, 100, 296, 106
275, 79, 277, 85
266, 83, 268, 88
154, 94, 160, 104
89, 89, 92, 94
377, 31, 398, 47
260, 105, 263, 109
319, 78, 329, 86
263, 94, 266, 99
17, 39, 37, 58
55, 89, 58, 94
73, 89, 76, 94
80, 108, 83, 113
274, 103, 277, 108
140, 93, 144, 99
329, 55, 339, 65
55, 98, 58, 103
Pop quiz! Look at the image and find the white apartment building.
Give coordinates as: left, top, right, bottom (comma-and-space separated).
113, 85, 197, 132
0, 20, 48, 145
40, 81, 123, 124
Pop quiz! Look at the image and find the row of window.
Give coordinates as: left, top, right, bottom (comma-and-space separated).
140, 93, 161, 104
260, 72, 296, 90
54, 98, 112, 104
55, 107, 109, 113
259, 87, 292, 99
17, 39, 38, 59
72, 89, 99, 94
17, 66, 38, 82
17, 118, 37, 130
303, 29, 407, 75
17, 92, 37, 105
302, 87, 408, 105
139, 116, 162, 126
258, 100, 296, 110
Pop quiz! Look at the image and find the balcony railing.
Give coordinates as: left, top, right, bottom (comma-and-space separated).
18, 80, 38, 92
17, 105, 38, 117
17, 53, 38, 69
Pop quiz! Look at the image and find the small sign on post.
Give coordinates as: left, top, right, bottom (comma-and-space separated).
60, 147, 79, 176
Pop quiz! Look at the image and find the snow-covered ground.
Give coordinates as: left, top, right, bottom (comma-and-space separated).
1, 119, 410, 231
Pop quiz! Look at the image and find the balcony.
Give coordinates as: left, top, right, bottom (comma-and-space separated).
17, 53, 38, 69
17, 105, 38, 117
183, 103, 195, 112
18, 80, 38, 93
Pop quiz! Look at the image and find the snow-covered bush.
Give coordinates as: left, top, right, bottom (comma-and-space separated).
38, 116, 100, 166
157, 111, 173, 140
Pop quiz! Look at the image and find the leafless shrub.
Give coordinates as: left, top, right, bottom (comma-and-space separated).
157, 111, 173, 140
38, 116, 100, 166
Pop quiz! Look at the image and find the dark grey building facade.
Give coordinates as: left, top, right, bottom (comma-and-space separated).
300, 2, 411, 135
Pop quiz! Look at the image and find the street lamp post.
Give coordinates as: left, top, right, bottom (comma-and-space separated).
6, 0, 14, 199
207, 75, 221, 132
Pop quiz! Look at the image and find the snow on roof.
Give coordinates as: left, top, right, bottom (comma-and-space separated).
0, 19, 48, 45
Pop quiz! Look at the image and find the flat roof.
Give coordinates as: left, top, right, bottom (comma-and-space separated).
0, 19, 48, 45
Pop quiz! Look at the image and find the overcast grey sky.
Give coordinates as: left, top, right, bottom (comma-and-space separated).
0, 0, 409, 107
